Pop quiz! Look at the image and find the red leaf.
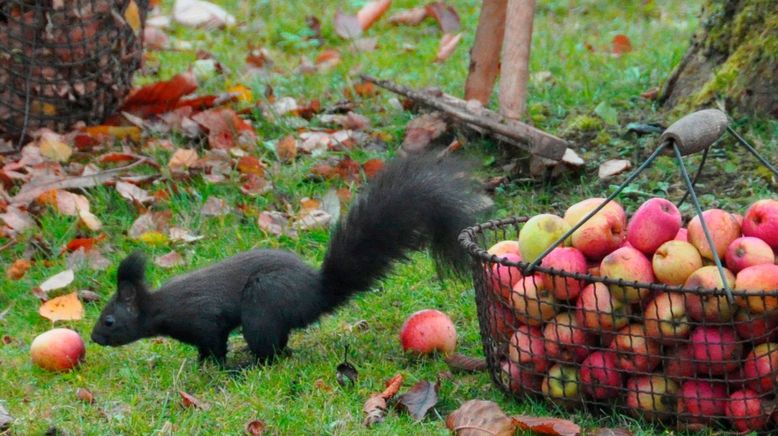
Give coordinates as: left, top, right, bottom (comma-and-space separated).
356, 0, 392, 31
425, 2, 460, 34
64, 234, 105, 253
98, 152, 138, 164
334, 10, 362, 39
362, 158, 384, 179
640, 87, 659, 100
382, 374, 404, 399
611, 34, 632, 55
120, 72, 198, 117
512, 415, 581, 436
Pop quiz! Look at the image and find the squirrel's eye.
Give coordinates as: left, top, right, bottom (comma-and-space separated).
104, 315, 115, 327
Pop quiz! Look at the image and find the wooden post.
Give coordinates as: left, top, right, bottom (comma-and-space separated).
463, 0, 507, 105
498, 0, 535, 120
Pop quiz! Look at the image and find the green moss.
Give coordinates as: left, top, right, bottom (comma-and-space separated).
593, 130, 613, 146
563, 115, 603, 135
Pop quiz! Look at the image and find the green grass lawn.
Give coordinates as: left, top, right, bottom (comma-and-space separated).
2, 0, 777, 434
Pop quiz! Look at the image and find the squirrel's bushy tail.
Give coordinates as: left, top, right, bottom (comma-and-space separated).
319, 153, 484, 311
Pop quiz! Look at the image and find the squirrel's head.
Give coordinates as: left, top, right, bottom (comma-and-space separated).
91, 252, 149, 347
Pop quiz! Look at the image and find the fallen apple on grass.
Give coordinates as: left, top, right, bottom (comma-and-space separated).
399, 309, 456, 356
30, 328, 85, 372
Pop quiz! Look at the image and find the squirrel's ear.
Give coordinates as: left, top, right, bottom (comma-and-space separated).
117, 252, 147, 304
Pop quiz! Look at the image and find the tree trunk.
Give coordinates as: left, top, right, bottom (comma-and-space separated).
660, 0, 777, 117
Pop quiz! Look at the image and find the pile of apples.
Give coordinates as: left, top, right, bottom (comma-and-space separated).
484, 197, 778, 432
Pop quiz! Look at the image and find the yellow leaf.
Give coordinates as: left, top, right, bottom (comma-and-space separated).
39, 292, 84, 322
124, 0, 141, 32
82, 125, 141, 142
137, 231, 169, 245
228, 84, 254, 103
38, 130, 72, 162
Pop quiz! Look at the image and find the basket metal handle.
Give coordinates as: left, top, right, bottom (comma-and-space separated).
659, 109, 728, 156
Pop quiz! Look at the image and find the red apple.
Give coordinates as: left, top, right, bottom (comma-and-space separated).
743, 199, 778, 250
580, 350, 622, 399
743, 342, 778, 394
643, 292, 690, 343
485, 301, 519, 343
676, 380, 728, 425
674, 228, 688, 242
734, 309, 778, 344
575, 282, 630, 332
652, 240, 703, 286
735, 264, 778, 313
508, 324, 548, 373
625, 375, 679, 421
501, 359, 542, 394
564, 198, 627, 261
684, 266, 737, 322
518, 214, 572, 263
540, 247, 587, 300
30, 328, 86, 372
663, 346, 696, 380
488, 252, 524, 301
487, 240, 521, 257
544, 312, 595, 363
627, 198, 682, 255
726, 389, 768, 432
610, 324, 660, 372
510, 274, 557, 326
688, 209, 741, 261
541, 364, 581, 408
689, 326, 741, 376
399, 309, 457, 355
726, 237, 775, 273
599, 247, 655, 303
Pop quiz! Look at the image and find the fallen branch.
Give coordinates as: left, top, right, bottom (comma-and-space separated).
361, 75, 569, 160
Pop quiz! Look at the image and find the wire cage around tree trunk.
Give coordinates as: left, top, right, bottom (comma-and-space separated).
0, 0, 146, 143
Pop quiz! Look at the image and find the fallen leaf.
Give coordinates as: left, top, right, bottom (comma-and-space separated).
395, 380, 439, 422
444, 353, 487, 372
389, 7, 427, 25
168, 148, 199, 172
228, 84, 253, 103
425, 2, 460, 33
353, 81, 377, 98
240, 174, 272, 196
237, 156, 265, 177
155, 251, 185, 268
39, 292, 84, 322
361, 159, 384, 179
403, 112, 447, 153
137, 231, 169, 245
363, 395, 388, 427
6, 259, 32, 280
314, 49, 341, 70
590, 428, 633, 436
611, 34, 632, 55
0, 207, 34, 236
258, 211, 294, 237
244, 420, 266, 435
334, 10, 362, 39
63, 235, 105, 253
0, 403, 11, 430
353, 37, 378, 52
640, 87, 659, 100
38, 130, 72, 162
275, 136, 298, 162
179, 391, 210, 409
382, 374, 404, 399
66, 248, 110, 272
173, 0, 235, 28
296, 210, 331, 231
39, 269, 74, 293
169, 227, 204, 243
512, 415, 581, 436
128, 211, 171, 239
436, 33, 463, 62
76, 388, 95, 404
321, 189, 341, 223
78, 290, 101, 302
79, 209, 102, 231
598, 159, 632, 180
246, 46, 273, 71
116, 182, 154, 204
192, 108, 255, 149
446, 400, 515, 436
356, 0, 391, 30
336, 361, 358, 386
120, 72, 198, 118
201, 197, 230, 216
81, 126, 141, 142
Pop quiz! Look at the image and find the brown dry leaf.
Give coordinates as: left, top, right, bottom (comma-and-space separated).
382, 374, 404, 399
63, 235, 105, 253
275, 135, 298, 162
128, 211, 171, 239
38, 130, 72, 162
155, 251, 185, 268
179, 391, 210, 410
436, 32, 462, 62
395, 380, 439, 422
598, 159, 632, 180
334, 10, 362, 39
168, 149, 199, 172
81, 126, 142, 143
66, 247, 111, 272
315, 49, 341, 70
363, 394, 388, 427
240, 174, 272, 196
353, 81, 377, 98
116, 181, 153, 204
39, 292, 84, 322
78, 290, 101, 302
192, 108, 255, 149
237, 156, 265, 176
1, 206, 34, 236
512, 416, 581, 436
611, 34, 633, 56
120, 72, 198, 118
389, 7, 427, 25
300, 198, 321, 212
201, 197, 230, 216
590, 429, 633, 436
38, 269, 75, 293
244, 420, 266, 435
425, 2, 460, 33
76, 388, 95, 404
403, 112, 447, 153
6, 259, 32, 280
444, 353, 487, 373
446, 400, 515, 436
640, 87, 659, 100
257, 211, 294, 237
356, 0, 391, 30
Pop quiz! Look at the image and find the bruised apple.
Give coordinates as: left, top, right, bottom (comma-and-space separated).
399, 309, 456, 355
726, 237, 774, 273
30, 328, 86, 372
518, 214, 571, 263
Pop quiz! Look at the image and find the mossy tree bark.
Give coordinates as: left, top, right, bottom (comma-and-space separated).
660, 0, 777, 117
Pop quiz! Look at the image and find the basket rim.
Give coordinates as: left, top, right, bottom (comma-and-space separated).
458, 216, 778, 297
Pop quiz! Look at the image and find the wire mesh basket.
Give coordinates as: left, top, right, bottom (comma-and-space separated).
459, 110, 778, 432
0, 0, 146, 142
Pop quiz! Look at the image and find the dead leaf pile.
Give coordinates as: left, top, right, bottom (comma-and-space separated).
446, 400, 584, 436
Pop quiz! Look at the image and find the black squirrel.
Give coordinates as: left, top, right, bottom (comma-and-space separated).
90, 153, 484, 364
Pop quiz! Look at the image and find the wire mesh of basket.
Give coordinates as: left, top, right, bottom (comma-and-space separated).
0, 0, 146, 142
